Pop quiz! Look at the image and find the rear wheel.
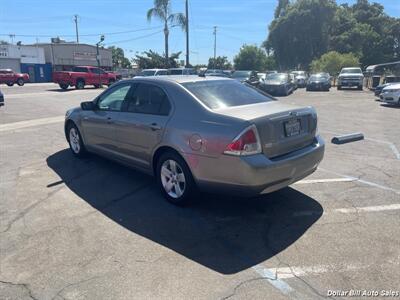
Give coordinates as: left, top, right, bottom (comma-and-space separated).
59, 83, 69, 90
67, 123, 87, 158
156, 152, 196, 206
16, 78, 24, 86
76, 79, 85, 90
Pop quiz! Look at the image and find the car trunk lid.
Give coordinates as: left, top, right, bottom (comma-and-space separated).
214, 102, 317, 158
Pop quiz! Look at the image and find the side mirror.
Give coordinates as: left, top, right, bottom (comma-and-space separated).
81, 101, 96, 111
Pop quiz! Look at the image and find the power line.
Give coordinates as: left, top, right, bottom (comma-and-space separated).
0, 26, 163, 38
105, 30, 164, 45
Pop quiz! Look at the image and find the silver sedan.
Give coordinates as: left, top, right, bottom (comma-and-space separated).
65, 76, 325, 205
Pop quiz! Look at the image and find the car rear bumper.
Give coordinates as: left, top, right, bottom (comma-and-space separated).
190, 135, 325, 197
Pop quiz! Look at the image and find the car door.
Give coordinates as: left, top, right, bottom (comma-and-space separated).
115, 82, 172, 169
81, 83, 133, 156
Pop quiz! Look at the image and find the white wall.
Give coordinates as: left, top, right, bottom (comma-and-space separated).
0, 45, 45, 64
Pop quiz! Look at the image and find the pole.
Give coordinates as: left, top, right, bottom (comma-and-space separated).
96, 43, 101, 87
74, 15, 79, 43
185, 0, 189, 67
213, 26, 217, 69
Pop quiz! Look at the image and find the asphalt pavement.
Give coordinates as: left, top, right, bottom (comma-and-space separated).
0, 83, 399, 300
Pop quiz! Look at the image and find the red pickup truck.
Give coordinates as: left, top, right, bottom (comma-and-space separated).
53, 66, 117, 90
0, 69, 30, 86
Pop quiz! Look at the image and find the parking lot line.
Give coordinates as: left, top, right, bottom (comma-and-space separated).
320, 129, 400, 160
318, 168, 400, 195
335, 204, 400, 214
252, 265, 294, 295
0, 116, 64, 132
294, 178, 355, 184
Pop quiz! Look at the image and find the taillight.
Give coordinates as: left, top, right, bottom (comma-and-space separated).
224, 125, 262, 156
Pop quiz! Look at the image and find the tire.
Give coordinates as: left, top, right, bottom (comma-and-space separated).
156, 151, 196, 206
337, 85, 342, 90
67, 123, 87, 158
306, 87, 310, 91
108, 79, 115, 86
76, 79, 85, 90
358, 85, 363, 90
6, 82, 14, 87
16, 78, 24, 86
59, 83, 69, 90
93, 84, 100, 89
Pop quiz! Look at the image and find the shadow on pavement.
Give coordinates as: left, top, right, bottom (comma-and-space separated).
47, 149, 323, 274
46, 87, 104, 92
380, 103, 400, 109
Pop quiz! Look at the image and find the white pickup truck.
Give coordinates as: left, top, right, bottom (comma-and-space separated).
337, 67, 364, 90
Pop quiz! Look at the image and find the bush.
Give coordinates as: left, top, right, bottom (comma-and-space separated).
310, 51, 360, 75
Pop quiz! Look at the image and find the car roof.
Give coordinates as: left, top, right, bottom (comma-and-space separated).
142, 68, 167, 71
127, 75, 231, 84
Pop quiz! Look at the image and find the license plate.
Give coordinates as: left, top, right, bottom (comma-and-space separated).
284, 119, 301, 137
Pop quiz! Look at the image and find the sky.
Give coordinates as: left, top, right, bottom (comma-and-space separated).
1, 0, 399, 65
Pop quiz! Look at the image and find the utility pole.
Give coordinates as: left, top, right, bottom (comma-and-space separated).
74, 14, 79, 43
213, 26, 217, 69
185, 0, 189, 67
96, 35, 105, 87
9, 34, 15, 44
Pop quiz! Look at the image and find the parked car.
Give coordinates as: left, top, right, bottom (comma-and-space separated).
291, 71, 308, 88
260, 73, 296, 96
380, 83, 400, 105
64, 76, 324, 205
374, 82, 398, 96
205, 69, 229, 77
289, 74, 298, 90
0, 69, 30, 86
53, 66, 117, 90
306, 74, 331, 91
0, 89, 4, 107
337, 67, 364, 90
231, 70, 258, 83
138, 69, 168, 76
168, 68, 197, 75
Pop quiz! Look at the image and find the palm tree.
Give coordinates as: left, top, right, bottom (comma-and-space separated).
147, 0, 186, 66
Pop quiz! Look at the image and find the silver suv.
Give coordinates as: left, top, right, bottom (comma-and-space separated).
337, 67, 364, 90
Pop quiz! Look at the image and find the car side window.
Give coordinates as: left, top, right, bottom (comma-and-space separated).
126, 83, 171, 116
97, 84, 132, 112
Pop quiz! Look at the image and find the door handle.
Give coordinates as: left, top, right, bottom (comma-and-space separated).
149, 123, 162, 131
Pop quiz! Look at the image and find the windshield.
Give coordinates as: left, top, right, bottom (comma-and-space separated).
309, 75, 325, 81
266, 73, 287, 81
291, 71, 306, 76
182, 80, 273, 109
139, 70, 156, 76
232, 71, 250, 78
341, 68, 362, 74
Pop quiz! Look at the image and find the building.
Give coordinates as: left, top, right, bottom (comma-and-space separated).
0, 44, 51, 82
36, 41, 112, 72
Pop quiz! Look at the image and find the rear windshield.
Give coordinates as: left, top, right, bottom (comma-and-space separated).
182, 80, 273, 109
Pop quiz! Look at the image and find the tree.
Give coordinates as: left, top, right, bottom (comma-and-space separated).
133, 50, 181, 69
233, 45, 274, 71
108, 46, 131, 69
310, 51, 360, 75
207, 56, 232, 69
274, 0, 290, 19
266, 0, 337, 70
147, 0, 186, 66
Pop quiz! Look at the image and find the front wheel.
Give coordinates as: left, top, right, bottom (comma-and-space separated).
76, 80, 85, 90
6, 82, 14, 86
67, 123, 87, 157
17, 78, 24, 86
156, 152, 196, 206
